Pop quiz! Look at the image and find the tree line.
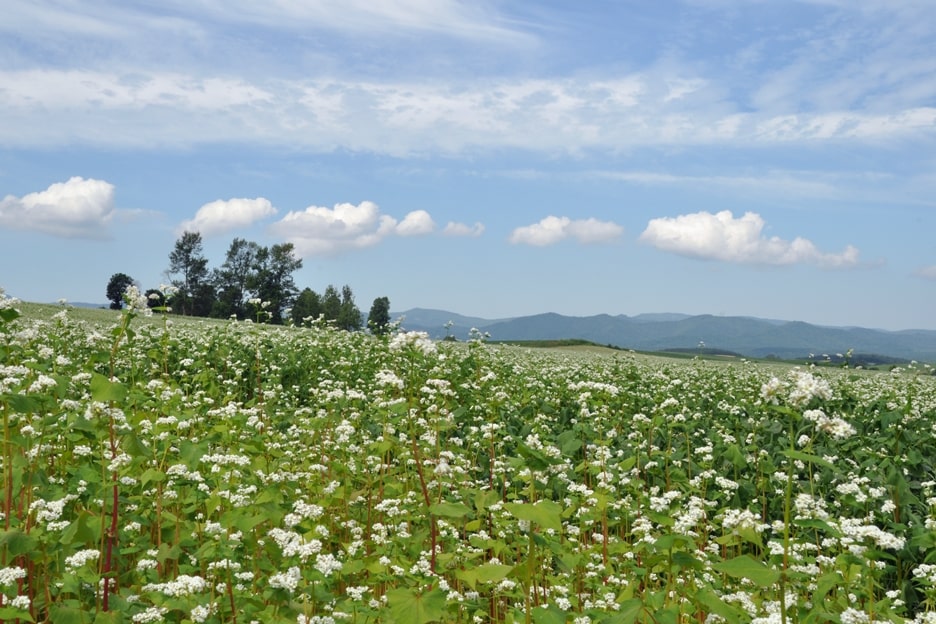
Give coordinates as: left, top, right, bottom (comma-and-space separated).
106, 231, 392, 334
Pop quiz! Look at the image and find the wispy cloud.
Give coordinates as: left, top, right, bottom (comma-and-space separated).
640, 210, 860, 268
178, 197, 277, 237
0, 177, 115, 239
2, 69, 931, 153
510, 216, 623, 247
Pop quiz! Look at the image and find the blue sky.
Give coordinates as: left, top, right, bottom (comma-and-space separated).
1, 1, 935, 330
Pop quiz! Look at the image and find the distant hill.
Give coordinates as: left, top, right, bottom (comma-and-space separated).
393, 309, 936, 363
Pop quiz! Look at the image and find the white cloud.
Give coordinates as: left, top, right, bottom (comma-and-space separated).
443, 221, 485, 237
3, 69, 933, 154
395, 210, 436, 236
269, 201, 437, 255
510, 216, 623, 247
180, 0, 533, 44
0, 177, 115, 239
178, 197, 277, 236
915, 266, 936, 280
639, 210, 860, 268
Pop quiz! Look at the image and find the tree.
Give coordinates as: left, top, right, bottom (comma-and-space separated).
321, 285, 341, 323
368, 296, 391, 335
145, 288, 165, 310
337, 285, 363, 331
167, 231, 212, 316
106, 273, 135, 310
212, 238, 261, 319
291, 288, 322, 325
249, 243, 303, 324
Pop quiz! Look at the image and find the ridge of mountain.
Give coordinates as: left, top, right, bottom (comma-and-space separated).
392, 308, 936, 362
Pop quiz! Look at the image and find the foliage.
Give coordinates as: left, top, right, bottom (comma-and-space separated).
368, 296, 392, 335
248, 243, 302, 324
105, 273, 135, 310
291, 287, 322, 325
2, 288, 936, 624
212, 237, 261, 320
167, 231, 213, 316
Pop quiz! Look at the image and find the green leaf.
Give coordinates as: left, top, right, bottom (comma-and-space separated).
693, 588, 740, 624
94, 611, 125, 624
475, 562, 514, 584
49, 606, 85, 624
90, 372, 128, 403
429, 501, 472, 519
783, 449, 834, 470
504, 500, 563, 532
60, 511, 102, 546
0, 606, 34, 622
0, 529, 38, 556
0, 307, 20, 323
652, 533, 696, 551
723, 444, 748, 470
793, 517, 842, 537
712, 555, 780, 587
4, 393, 41, 413
602, 598, 645, 624
140, 468, 166, 485
386, 586, 447, 624
532, 604, 567, 624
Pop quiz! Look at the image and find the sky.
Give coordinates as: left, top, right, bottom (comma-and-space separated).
1, 1, 935, 331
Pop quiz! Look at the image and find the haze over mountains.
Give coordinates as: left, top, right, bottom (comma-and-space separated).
393, 308, 936, 363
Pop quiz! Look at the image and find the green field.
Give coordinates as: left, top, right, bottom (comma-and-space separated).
1, 294, 935, 623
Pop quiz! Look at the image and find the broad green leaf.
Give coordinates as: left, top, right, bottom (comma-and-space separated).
602, 598, 644, 624
49, 606, 85, 624
783, 449, 834, 470
652, 533, 696, 551
713, 555, 780, 587
386, 586, 447, 624
140, 468, 166, 485
4, 393, 40, 413
793, 517, 841, 537
532, 604, 567, 624
504, 500, 562, 532
94, 610, 125, 624
0, 529, 38, 556
0, 606, 34, 622
475, 562, 514, 584
723, 444, 748, 470
90, 372, 128, 403
60, 511, 101, 546
693, 588, 740, 624
430, 501, 472, 519
671, 551, 702, 570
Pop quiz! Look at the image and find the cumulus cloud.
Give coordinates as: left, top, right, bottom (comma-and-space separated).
269, 201, 437, 255
0, 176, 115, 239
395, 209, 435, 236
177, 197, 277, 236
639, 210, 860, 268
509, 216, 623, 246
443, 221, 485, 237
915, 266, 936, 280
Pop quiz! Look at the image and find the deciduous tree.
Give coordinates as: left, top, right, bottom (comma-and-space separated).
167, 231, 212, 316
106, 273, 135, 310
249, 243, 302, 324
213, 238, 261, 319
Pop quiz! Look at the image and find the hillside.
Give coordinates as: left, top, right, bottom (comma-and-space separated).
393, 309, 936, 362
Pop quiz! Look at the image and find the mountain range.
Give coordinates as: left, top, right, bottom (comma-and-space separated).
392, 308, 936, 363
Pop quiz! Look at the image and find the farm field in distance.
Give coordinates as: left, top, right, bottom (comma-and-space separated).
2, 291, 936, 624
